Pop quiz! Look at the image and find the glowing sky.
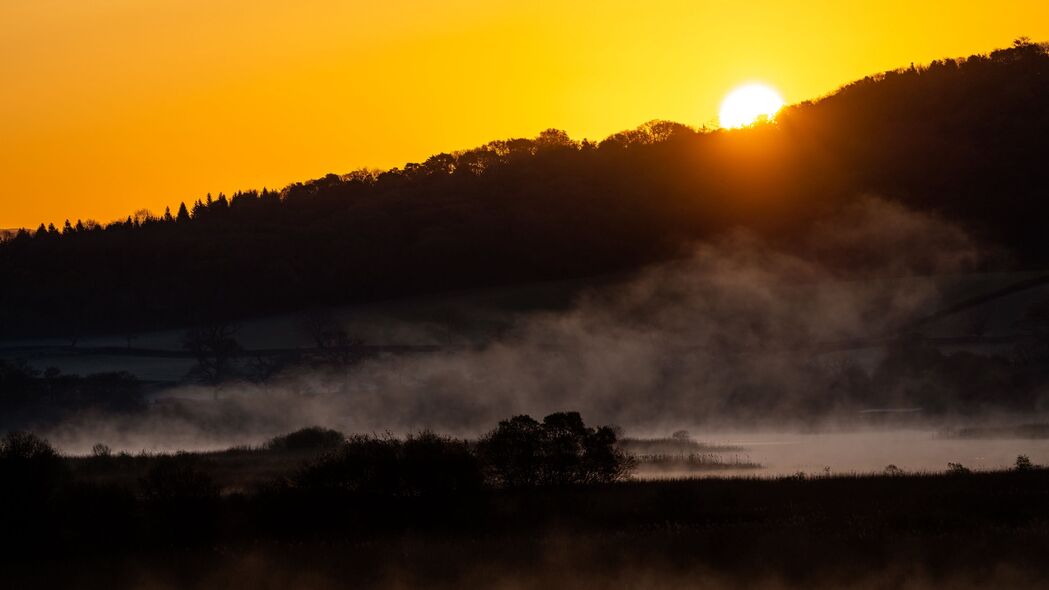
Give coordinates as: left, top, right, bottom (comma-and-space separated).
2, 1, 1048, 228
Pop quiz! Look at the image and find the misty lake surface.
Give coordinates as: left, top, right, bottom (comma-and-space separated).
651, 430, 1049, 478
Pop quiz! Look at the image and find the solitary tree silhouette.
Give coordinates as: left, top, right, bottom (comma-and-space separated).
183, 321, 241, 390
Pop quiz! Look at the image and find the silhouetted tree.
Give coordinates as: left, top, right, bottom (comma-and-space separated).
476, 415, 545, 488
182, 321, 241, 387
1015, 454, 1034, 472
300, 310, 358, 366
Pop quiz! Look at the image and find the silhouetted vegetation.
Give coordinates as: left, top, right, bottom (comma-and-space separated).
0, 412, 632, 507
2, 41, 1048, 339
619, 433, 746, 455
1015, 454, 1035, 471
477, 412, 634, 486
292, 432, 484, 496
632, 452, 762, 473
266, 426, 346, 452
0, 432, 67, 505
622, 434, 760, 474
3, 425, 1049, 589
182, 321, 242, 384
283, 412, 630, 495
138, 454, 219, 504
0, 360, 144, 429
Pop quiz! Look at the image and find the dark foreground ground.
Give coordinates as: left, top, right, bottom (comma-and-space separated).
4, 464, 1049, 589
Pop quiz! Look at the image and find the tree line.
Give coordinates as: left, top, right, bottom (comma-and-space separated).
0, 411, 631, 509
1, 40, 1047, 339
0, 360, 144, 429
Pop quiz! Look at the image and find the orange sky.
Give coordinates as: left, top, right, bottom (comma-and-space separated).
2, 1, 1048, 228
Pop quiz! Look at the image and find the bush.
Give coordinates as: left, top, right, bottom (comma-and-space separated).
266, 426, 346, 452
294, 434, 402, 494
1015, 455, 1034, 472
401, 431, 483, 495
293, 432, 483, 496
0, 432, 68, 505
947, 462, 972, 475
139, 455, 218, 503
0, 431, 59, 462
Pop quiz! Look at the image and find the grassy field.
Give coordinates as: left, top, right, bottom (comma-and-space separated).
3, 444, 1049, 589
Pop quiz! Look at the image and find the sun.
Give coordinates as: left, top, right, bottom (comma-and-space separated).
718, 83, 785, 129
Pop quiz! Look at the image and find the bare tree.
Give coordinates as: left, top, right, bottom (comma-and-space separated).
299, 309, 359, 366
182, 321, 241, 390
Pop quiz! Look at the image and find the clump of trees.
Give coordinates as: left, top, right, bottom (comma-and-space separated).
0, 361, 144, 428
291, 412, 632, 495
477, 412, 634, 487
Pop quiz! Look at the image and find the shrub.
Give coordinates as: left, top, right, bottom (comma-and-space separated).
1015, 455, 1034, 472
294, 434, 402, 494
139, 455, 218, 503
947, 462, 972, 475
293, 432, 483, 496
266, 426, 346, 452
91, 443, 112, 458
401, 431, 483, 495
0, 431, 68, 505
0, 431, 59, 462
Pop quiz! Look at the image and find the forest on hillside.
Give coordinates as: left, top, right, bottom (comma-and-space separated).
2, 40, 1047, 339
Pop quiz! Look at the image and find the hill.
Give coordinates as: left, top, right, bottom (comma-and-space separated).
1, 40, 1048, 339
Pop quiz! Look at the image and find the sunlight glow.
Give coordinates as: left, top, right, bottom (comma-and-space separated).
718, 84, 785, 128
4, 2, 1049, 227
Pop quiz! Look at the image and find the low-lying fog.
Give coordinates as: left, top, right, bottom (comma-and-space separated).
44, 424, 1049, 479
629, 429, 1049, 478
13, 197, 1049, 478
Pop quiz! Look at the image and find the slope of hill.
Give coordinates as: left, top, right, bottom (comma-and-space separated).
1, 40, 1047, 339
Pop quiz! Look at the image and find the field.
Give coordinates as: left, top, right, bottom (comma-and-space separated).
4, 452, 1048, 589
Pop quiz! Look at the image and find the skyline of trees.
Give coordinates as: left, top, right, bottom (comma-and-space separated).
1, 40, 1047, 339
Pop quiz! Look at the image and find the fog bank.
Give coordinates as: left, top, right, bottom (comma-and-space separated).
43, 196, 1046, 463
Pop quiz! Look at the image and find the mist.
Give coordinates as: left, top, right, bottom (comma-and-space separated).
36, 196, 1048, 473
